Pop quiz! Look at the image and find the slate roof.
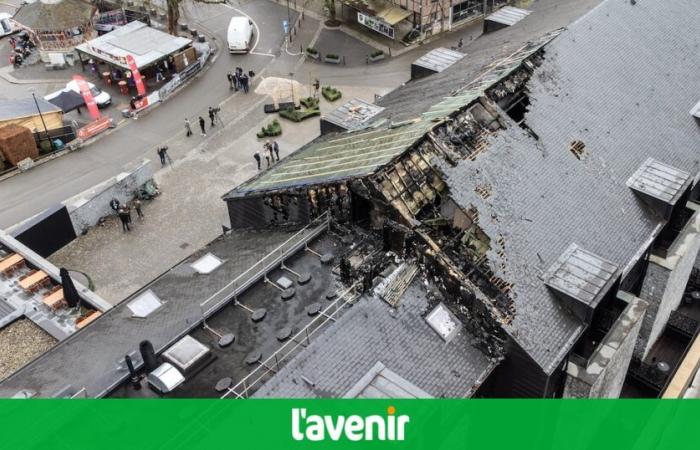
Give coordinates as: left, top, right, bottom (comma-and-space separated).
441, 0, 700, 373
0, 97, 61, 122
254, 281, 497, 398
0, 229, 300, 397
13, 0, 95, 31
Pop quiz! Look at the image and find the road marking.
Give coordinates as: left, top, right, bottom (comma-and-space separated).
222, 1, 260, 53
250, 51, 276, 57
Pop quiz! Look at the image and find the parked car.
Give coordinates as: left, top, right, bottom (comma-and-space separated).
227, 16, 254, 53
0, 13, 16, 38
46, 80, 112, 108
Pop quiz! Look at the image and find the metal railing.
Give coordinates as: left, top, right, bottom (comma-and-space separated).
221, 282, 360, 399
199, 212, 330, 318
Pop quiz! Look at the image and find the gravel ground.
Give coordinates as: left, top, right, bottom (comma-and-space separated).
0, 319, 57, 381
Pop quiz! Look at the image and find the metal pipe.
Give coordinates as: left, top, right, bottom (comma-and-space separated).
32, 92, 55, 152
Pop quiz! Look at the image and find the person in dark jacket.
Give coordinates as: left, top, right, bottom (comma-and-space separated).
199, 116, 206, 136
254, 151, 261, 170
272, 140, 280, 161
118, 207, 130, 231
208, 107, 216, 127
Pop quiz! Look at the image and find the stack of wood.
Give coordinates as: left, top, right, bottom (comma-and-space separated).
0, 124, 38, 167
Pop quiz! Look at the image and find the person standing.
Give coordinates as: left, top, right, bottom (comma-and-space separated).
184, 118, 192, 137
265, 154, 271, 168
157, 147, 166, 166
254, 150, 261, 170
208, 107, 216, 127
199, 116, 206, 136
118, 207, 130, 232
133, 198, 144, 219
264, 140, 273, 163
227, 72, 234, 89
272, 140, 280, 161
241, 73, 249, 93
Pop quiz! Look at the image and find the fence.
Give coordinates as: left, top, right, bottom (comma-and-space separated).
199, 212, 330, 318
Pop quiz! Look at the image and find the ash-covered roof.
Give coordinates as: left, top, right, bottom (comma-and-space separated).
254, 281, 497, 398
13, 0, 95, 31
441, 0, 700, 372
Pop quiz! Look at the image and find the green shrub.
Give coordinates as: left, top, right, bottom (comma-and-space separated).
370, 50, 384, 58
326, 53, 339, 59
300, 96, 319, 109
279, 107, 320, 122
306, 47, 318, 54
322, 86, 342, 102
257, 119, 282, 138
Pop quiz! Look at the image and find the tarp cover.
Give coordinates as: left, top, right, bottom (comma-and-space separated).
47, 90, 85, 113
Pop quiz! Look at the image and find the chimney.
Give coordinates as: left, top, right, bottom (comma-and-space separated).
139, 340, 158, 372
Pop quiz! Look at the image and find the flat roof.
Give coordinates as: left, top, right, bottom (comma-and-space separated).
75, 21, 191, 70
321, 98, 385, 131
412, 47, 466, 73
0, 229, 308, 398
485, 6, 532, 27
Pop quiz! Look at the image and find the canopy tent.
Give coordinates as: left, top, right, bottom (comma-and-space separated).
47, 90, 85, 113
75, 21, 192, 71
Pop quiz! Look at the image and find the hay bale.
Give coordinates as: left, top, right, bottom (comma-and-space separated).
0, 124, 38, 166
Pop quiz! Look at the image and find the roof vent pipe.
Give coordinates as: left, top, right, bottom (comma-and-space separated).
139, 340, 158, 373
125, 354, 141, 390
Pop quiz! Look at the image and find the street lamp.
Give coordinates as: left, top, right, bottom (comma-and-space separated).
30, 91, 55, 152
289, 72, 296, 106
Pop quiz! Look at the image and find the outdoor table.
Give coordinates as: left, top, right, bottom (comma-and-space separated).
76, 310, 102, 329
118, 80, 128, 95
43, 288, 66, 310
102, 71, 112, 85
0, 253, 25, 275
19, 270, 49, 293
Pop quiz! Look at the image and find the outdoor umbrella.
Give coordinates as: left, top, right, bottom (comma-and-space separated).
254, 76, 308, 107
47, 90, 85, 113
60, 267, 81, 308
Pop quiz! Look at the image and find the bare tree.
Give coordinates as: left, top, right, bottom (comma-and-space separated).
166, 0, 180, 35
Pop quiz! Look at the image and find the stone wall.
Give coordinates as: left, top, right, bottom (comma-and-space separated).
637, 207, 700, 359
65, 159, 153, 236
563, 293, 647, 398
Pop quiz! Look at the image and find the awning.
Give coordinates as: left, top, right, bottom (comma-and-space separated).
376, 6, 411, 25
345, 0, 412, 25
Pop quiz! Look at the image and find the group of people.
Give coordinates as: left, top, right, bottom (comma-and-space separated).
227, 67, 254, 93
110, 197, 144, 232
8, 32, 34, 68
184, 106, 222, 138
253, 140, 280, 170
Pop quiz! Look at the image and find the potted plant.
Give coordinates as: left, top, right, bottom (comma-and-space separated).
300, 96, 320, 109
256, 119, 283, 138
306, 47, 320, 60
279, 106, 320, 122
324, 53, 341, 64
322, 86, 342, 102
368, 50, 385, 63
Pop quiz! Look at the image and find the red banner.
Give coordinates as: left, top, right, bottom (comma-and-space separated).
77, 116, 112, 140
72, 75, 100, 120
126, 55, 146, 97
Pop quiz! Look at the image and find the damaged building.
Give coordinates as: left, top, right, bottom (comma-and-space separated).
1, 0, 699, 399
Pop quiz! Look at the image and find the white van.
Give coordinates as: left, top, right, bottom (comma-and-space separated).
227, 16, 254, 53
46, 80, 112, 108
0, 13, 15, 38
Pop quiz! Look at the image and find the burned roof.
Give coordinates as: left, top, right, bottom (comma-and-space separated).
226, 120, 433, 196
13, 0, 95, 31
438, 0, 700, 372
254, 281, 498, 398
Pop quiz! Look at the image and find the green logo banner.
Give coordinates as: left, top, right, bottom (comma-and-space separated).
0, 400, 694, 449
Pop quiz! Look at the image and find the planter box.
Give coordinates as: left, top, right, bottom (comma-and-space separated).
368, 53, 385, 63
324, 56, 341, 64
306, 51, 320, 60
